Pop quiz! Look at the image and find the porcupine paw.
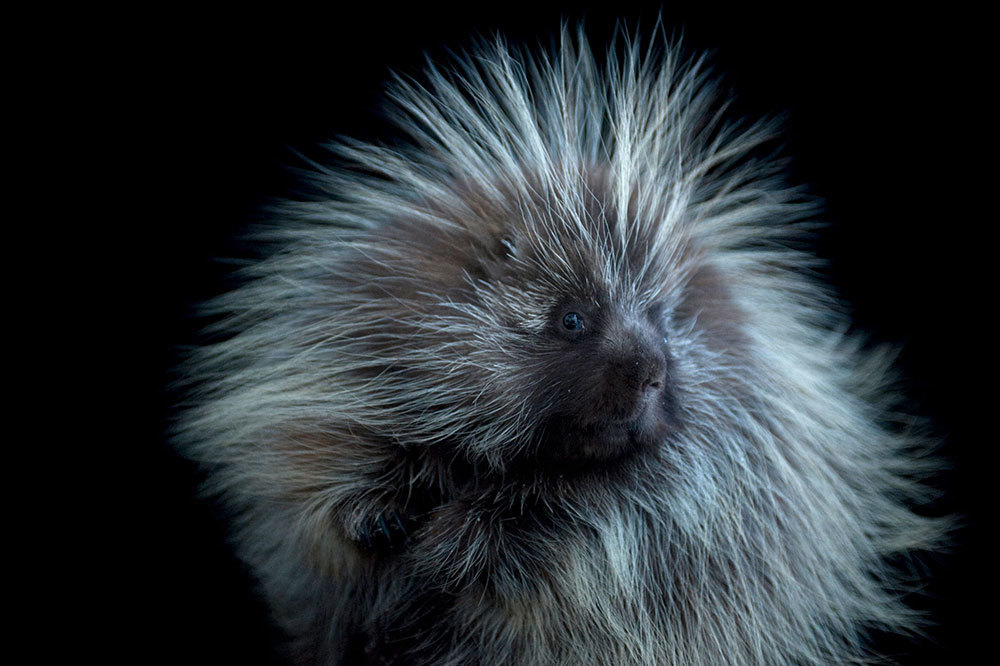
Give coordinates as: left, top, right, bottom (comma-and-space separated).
356, 508, 410, 552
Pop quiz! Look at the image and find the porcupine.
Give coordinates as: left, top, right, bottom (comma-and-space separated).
173, 25, 944, 666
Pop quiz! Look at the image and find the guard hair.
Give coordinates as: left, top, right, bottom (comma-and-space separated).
173, 24, 944, 666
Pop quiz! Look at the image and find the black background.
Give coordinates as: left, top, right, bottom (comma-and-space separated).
74, 4, 987, 664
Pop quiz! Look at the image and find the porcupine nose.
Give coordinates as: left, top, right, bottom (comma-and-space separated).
607, 325, 668, 420
640, 363, 664, 396
634, 347, 667, 412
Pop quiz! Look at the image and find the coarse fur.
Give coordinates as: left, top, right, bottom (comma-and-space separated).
173, 25, 944, 665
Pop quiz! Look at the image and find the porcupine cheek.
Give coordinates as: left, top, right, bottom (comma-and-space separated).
542, 320, 674, 464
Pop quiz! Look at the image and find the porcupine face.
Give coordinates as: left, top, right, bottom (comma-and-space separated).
491, 218, 678, 469
334, 169, 682, 475
464, 216, 678, 469
528, 293, 674, 467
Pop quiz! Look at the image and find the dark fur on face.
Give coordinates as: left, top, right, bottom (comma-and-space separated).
529, 303, 677, 467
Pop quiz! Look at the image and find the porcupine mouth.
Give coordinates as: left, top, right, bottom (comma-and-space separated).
536, 409, 668, 470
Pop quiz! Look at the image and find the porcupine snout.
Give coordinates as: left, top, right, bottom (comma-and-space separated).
539, 312, 674, 465
598, 322, 669, 422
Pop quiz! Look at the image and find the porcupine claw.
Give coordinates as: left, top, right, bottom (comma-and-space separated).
358, 508, 409, 551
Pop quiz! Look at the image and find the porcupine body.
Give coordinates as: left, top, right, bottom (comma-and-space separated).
174, 27, 942, 665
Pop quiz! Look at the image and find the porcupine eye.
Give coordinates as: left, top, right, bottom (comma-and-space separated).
554, 308, 589, 341
562, 312, 585, 332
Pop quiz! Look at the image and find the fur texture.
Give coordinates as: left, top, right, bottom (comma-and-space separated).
174, 27, 942, 665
